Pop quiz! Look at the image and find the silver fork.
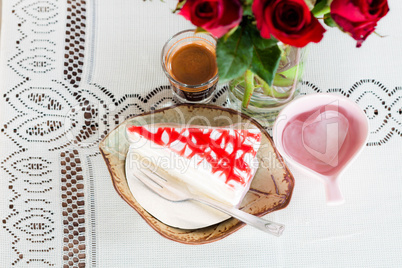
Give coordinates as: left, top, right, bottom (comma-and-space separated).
135, 167, 285, 236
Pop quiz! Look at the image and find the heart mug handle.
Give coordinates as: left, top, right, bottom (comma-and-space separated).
325, 179, 344, 205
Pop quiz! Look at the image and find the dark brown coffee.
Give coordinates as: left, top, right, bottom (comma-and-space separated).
169, 42, 217, 85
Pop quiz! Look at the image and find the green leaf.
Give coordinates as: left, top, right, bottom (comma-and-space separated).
324, 13, 338, 27
241, 22, 280, 86
173, 0, 186, 13
250, 44, 282, 86
311, 0, 331, 17
216, 27, 253, 84
247, 23, 278, 50
223, 25, 239, 42
243, 6, 253, 16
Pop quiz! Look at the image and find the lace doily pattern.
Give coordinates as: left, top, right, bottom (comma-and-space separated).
61, 150, 86, 268
1, 0, 61, 266
1, 0, 401, 267
64, 0, 87, 88
60, 1, 88, 267
1, 150, 56, 266
301, 80, 402, 146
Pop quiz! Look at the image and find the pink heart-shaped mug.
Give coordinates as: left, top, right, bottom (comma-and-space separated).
273, 93, 369, 205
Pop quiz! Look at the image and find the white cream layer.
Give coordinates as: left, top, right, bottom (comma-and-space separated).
127, 125, 261, 207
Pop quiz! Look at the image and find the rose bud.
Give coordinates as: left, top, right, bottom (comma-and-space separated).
179, 0, 243, 38
330, 0, 389, 47
253, 0, 326, 47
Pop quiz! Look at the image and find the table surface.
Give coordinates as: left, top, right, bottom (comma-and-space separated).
0, 0, 401, 267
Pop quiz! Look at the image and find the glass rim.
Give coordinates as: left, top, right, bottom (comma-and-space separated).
161, 29, 219, 89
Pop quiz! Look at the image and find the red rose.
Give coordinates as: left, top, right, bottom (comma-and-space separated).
330, 0, 389, 47
179, 0, 243, 38
252, 0, 326, 47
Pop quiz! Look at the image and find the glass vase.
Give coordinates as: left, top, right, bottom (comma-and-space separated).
227, 45, 308, 126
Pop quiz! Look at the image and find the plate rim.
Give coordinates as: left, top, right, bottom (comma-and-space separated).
99, 103, 295, 244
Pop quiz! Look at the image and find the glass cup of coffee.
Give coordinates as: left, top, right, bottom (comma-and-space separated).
161, 29, 218, 104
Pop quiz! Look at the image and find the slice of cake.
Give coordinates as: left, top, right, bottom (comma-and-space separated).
126, 123, 262, 207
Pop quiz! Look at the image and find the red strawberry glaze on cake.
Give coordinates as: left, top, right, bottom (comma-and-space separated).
127, 125, 261, 187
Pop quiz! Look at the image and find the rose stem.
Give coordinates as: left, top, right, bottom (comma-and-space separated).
256, 75, 289, 99
242, 70, 255, 108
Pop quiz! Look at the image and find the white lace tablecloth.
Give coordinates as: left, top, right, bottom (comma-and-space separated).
0, 0, 401, 267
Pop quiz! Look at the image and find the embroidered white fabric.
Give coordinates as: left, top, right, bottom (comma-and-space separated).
0, 0, 401, 267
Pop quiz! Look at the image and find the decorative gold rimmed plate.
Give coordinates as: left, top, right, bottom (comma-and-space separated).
99, 104, 294, 244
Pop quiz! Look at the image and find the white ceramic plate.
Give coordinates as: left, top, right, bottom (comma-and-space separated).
101, 104, 294, 243
125, 147, 231, 229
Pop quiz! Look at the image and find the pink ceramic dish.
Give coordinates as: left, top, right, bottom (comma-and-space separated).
273, 93, 369, 205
